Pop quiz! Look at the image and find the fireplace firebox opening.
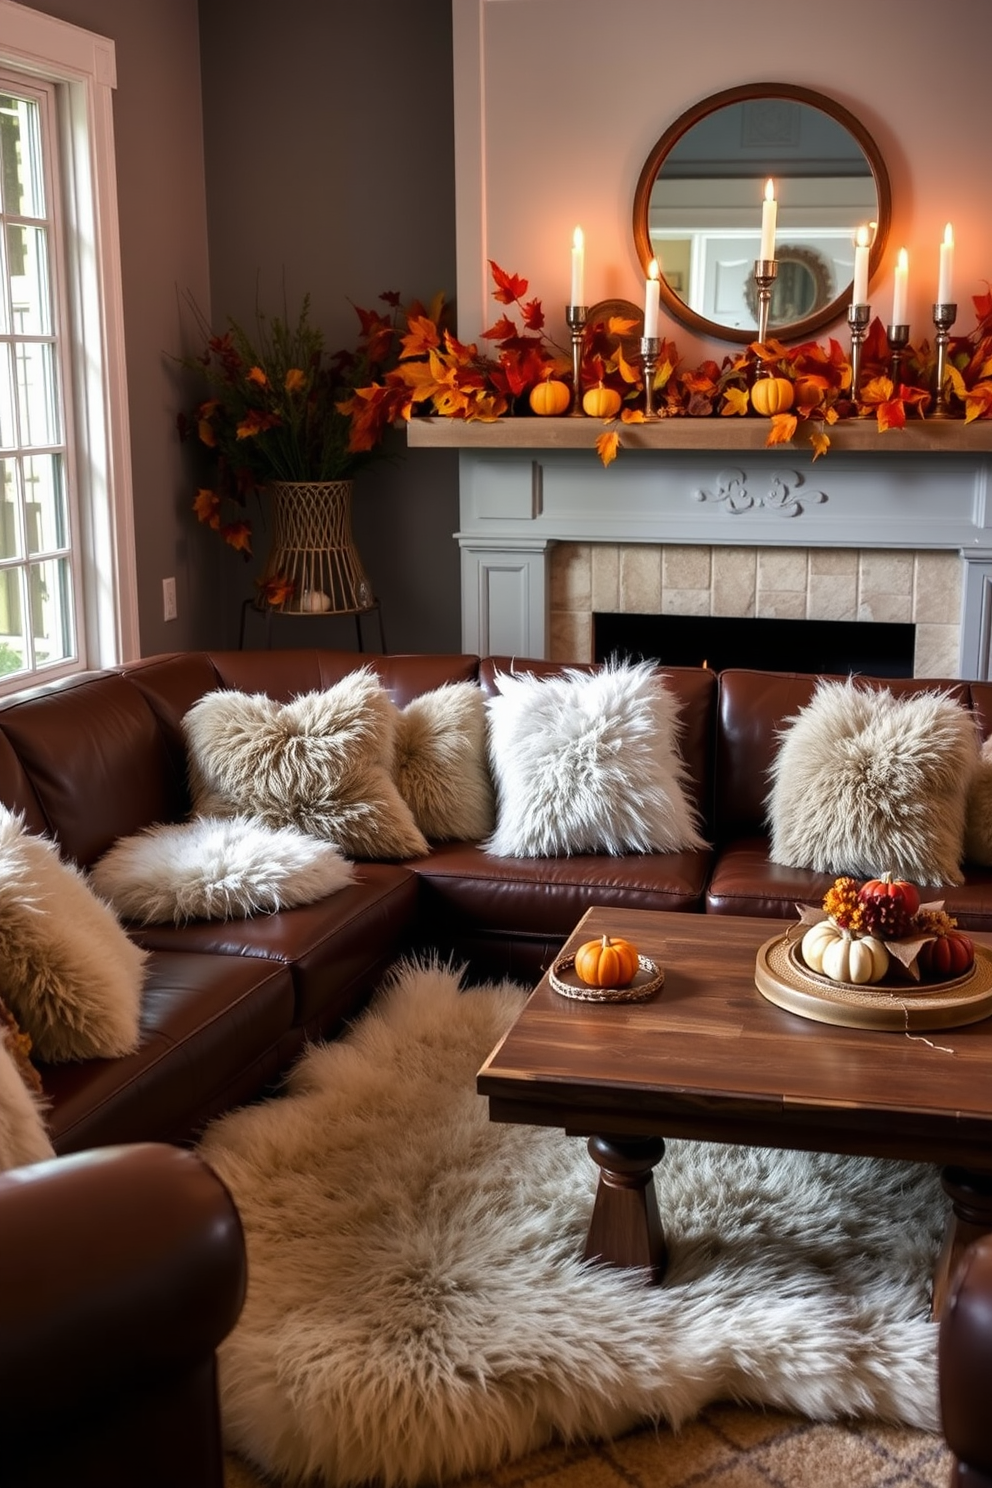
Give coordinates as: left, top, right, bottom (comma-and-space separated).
594, 614, 916, 678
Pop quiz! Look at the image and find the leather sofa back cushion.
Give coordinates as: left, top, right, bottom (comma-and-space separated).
0, 673, 180, 866
715, 670, 972, 839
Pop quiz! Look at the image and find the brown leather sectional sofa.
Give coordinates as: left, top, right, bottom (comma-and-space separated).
2, 647, 991, 1485
0, 647, 989, 1155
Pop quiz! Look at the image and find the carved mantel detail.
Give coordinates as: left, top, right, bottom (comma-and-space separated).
691, 468, 826, 517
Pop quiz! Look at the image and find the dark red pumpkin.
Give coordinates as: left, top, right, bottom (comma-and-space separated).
916, 929, 975, 980
857, 875, 921, 939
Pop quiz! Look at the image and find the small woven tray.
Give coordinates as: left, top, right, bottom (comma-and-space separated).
550, 953, 664, 1003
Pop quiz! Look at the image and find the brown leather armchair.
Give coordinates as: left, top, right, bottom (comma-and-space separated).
940, 1234, 992, 1487
0, 1142, 247, 1488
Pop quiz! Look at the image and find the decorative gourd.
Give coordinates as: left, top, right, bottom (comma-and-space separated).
582, 383, 622, 419
857, 874, 921, 939
529, 378, 571, 417
750, 376, 794, 417
916, 929, 975, 980
574, 934, 639, 988
801, 921, 889, 985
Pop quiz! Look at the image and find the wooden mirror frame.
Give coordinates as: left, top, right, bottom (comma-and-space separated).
632, 82, 892, 345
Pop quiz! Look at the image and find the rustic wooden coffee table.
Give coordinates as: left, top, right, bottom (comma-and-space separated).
476, 906, 992, 1316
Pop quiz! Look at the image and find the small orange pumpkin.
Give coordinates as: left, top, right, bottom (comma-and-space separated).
574, 934, 639, 988
582, 383, 622, 419
529, 377, 571, 417
750, 376, 794, 417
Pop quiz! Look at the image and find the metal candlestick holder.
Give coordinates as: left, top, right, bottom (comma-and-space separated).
566, 304, 587, 415
753, 259, 778, 352
847, 303, 870, 402
886, 323, 910, 390
931, 302, 957, 418
640, 336, 661, 420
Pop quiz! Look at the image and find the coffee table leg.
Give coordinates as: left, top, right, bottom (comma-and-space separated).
933, 1166, 992, 1319
583, 1134, 668, 1284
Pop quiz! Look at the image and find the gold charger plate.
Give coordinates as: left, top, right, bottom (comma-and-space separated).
550, 953, 664, 1004
755, 933, 992, 1030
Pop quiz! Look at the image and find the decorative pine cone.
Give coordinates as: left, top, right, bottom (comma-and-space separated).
859, 894, 916, 940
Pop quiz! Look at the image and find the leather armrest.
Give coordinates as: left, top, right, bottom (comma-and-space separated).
939, 1233, 992, 1481
0, 1142, 246, 1423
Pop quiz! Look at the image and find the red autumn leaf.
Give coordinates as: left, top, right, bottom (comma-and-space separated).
521, 298, 545, 332
379, 290, 402, 308
876, 399, 906, 432
442, 328, 478, 363
596, 430, 620, 467
481, 314, 518, 343
220, 521, 252, 555
489, 260, 528, 305
257, 573, 295, 607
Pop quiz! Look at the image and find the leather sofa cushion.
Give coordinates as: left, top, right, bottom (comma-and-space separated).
41, 949, 296, 1153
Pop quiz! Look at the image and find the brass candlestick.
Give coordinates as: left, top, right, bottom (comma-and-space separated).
753, 259, 778, 354
931, 302, 957, 418
847, 303, 870, 402
566, 304, 587, 415
640, 336, 662, 420
886, 323, 910, 390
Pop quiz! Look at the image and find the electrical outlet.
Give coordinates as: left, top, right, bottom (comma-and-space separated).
162, 576, 177, 622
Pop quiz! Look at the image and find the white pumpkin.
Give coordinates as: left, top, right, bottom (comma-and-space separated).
800, 921, 889, 985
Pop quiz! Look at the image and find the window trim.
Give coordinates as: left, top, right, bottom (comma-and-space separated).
0, 0, 139, 673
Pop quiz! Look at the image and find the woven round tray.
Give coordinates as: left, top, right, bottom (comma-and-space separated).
550, 953, 664, 1003
755, 933, 992, 1030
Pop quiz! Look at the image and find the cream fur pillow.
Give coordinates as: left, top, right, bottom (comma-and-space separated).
0, 808, 147, 1063
767, 679, 979, 886
965, 735, 992, 865
90, 816, 357, 924
393, 683, 495, 841
184, 669, 429, 860
484, 660, 707, 858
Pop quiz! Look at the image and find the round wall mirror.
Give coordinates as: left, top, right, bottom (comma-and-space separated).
632, 83, 891, 344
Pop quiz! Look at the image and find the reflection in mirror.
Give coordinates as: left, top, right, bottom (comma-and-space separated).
633, 84, 891, 344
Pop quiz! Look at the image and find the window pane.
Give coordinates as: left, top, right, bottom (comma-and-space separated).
0, 565, 26, 676
7, 224, 51, 334
0, 94, 44, 218
0, 457, 20, 559
15, 339, 59, 447
23, 453, 65, 554
0, 344, 14, 448
28, 555, 72, 667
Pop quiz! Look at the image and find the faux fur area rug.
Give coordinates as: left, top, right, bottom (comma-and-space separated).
198, 959, 945, 1488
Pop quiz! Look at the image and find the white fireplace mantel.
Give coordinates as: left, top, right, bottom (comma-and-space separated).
407, 418, 992, 678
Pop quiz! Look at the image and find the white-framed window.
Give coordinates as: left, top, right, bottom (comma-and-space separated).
0, 2, 138, 695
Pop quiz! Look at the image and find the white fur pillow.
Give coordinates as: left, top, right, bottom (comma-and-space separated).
183, 669, 429, 861
89, 816, 357, 924
483, 660, 707, 858
393, 683, 495, 841
767, 679, 979, 886
0, 807, 147, 1063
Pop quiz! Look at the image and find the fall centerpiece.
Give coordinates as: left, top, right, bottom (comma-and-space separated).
550, 930, 664, 1004
755, 872, 992, 1030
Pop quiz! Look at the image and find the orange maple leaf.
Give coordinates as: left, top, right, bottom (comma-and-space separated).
810, 429, 831, 461
607, 316, 639, 336
193, 488, 221, 529
246, 365, 268, 388
220, 521, 252, 555
876, 399, 906, 432
764, 413, 798, 447
964, 381, 992, 422
596, 430, 620, 467
284, 368, 307, 393
399, 315, 441, 359
860, 375, 894, 406
236, 408, 280, 439
620, 408, 645, 423
480, 314, 518, 343
257, 573, 295, 607
721, 387, 749, 417
488, 261, 528, 305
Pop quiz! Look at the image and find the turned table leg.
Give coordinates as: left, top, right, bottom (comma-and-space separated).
583, 1134, 668, 1284
932, 1166, 992, 1319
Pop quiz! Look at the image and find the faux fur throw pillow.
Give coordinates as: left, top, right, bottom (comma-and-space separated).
393, 683, 495, 841
767, 679, 979, 886
183, 669, 430, 861
0, 807, 147, 1063
483, 660, 707, 858
965, 734, 992, 866
0, 995, 53, 1171
89, 816, 357, 925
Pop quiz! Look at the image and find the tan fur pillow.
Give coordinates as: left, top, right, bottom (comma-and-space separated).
965, 735, 992, 865
393, 684, 495, 841
0, 996, 53, 1170
0, 808, 147, 1062
183, 669, 429, 861
767, 680, 979, 886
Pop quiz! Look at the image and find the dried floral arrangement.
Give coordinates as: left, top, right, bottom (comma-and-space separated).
341, 267, 992, 468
